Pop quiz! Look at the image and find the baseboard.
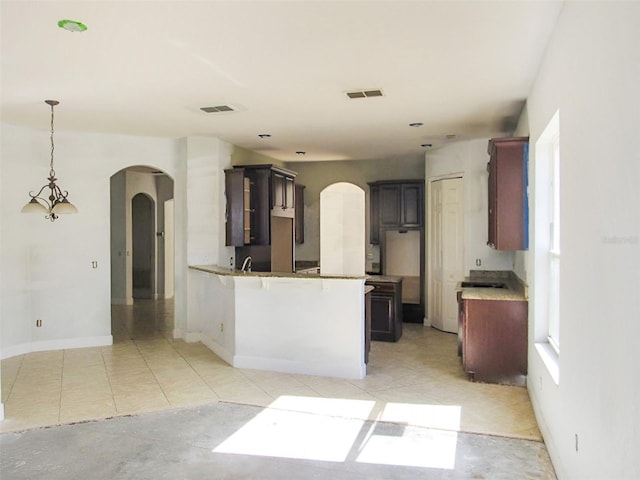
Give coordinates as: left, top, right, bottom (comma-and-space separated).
172, 328, 184, 340
1, 335, 113, 360
233, 354, 366, 380
190, 332, 234, 366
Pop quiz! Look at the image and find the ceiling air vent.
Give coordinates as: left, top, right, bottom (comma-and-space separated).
200, 105, 235, 113
346, 89, 384, 99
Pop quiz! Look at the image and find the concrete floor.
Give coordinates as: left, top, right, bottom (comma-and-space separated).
1, 299, 557, 478
1, 401, 555, 479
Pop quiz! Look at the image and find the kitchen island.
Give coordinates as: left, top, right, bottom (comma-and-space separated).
187, 265, 368, 379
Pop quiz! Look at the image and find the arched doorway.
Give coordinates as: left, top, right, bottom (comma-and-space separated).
110, 166, 175, 338
132, 193, 154, 299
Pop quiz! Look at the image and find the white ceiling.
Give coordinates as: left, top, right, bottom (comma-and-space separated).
1, 1, 563, 163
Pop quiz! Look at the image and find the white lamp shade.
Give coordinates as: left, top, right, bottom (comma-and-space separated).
21, 199, 49, 214
51, 200, 78, 214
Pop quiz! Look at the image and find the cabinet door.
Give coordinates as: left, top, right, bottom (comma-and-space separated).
295, 184, 305, 244
370, 292, 395, 341
369, 185, 380, 244
250, 169, 271, 245
463, 299, 528, 385
285, 176, 295, 210
487, 137, 528, 250
401, 183, 423, 227
379, 185, 401, 228
487, 159, 498, 248
225, 169, 245, 246
272, 172, 285, 210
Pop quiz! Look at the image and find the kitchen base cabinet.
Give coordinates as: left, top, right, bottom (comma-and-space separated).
366, 277, 403, 342
459, 298, 528, 386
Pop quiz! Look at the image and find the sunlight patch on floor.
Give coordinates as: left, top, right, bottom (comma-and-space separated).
213, 396, 374, 462
213, 395, 461, 469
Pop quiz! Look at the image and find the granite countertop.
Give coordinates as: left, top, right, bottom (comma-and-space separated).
365, 275, 403, 284
189, 264, 366, 280
457, 270, 528, 301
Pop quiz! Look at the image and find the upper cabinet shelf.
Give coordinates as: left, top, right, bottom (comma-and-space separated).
487, 137, 529, 251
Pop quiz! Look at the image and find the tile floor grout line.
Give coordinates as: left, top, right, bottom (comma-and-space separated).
170, 345, 222, 401
100, 345, 117, 415
131, 336, 174, 408
58, 350, 65, 423
236, 369, 277, 401
2, 355, 25, 405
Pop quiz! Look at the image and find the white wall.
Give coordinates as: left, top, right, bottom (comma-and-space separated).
110, 171, 127, 304
522, 3, 640, 479
0, 124, 182, 358
425, 139, 515, 274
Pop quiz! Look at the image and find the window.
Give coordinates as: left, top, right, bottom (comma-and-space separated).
534, 110, 560, 382
547, 134, 560, 352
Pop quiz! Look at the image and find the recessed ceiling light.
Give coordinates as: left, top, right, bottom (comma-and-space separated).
58, 19, 87, 32
446, 134, 457, 140
258, 133, 271, 139
295, 151, 306, 155
409, 122, 424, 128
421, 143, 433, 148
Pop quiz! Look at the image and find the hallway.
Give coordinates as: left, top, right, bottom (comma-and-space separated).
1, 300, 555, 478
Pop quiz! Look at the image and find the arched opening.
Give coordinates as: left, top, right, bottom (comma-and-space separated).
110, 166, 175, 339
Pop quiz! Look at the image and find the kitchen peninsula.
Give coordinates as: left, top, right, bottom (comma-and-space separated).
188, 265, 368, 379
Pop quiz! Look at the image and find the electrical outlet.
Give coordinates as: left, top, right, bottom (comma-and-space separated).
475, 258, 482, 267
220, 323, 224, 332
36, 319, 42, 327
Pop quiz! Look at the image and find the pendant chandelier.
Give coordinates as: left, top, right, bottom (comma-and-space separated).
21, 100, 77, 221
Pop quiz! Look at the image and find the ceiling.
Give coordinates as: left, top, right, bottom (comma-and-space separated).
1, 1, 563, 163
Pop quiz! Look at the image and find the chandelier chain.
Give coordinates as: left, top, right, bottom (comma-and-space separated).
49, 102, 55, 176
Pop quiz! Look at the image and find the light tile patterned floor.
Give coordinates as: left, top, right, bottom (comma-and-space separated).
1, 299, 541, 441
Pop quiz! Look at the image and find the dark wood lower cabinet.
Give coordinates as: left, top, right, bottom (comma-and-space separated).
458, 297, 528, 386
366, 277, 403, 342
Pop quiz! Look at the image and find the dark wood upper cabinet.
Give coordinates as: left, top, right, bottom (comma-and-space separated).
225, 168, 245, 247
369, 185, 380, 245
295, 183, 305, 244
401, 183, 423, 227
487, 137, 529, 250
271, 171, 295, 215
379, 184, 401, 228
368, 180, 424, 239
225, 164, 297, 246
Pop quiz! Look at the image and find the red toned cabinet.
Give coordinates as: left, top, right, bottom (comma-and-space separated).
458, 297, 528, 386
487, 137, 529, 250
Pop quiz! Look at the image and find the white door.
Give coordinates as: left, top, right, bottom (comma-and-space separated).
430, 177, 464, 333
430, 180, 444, 330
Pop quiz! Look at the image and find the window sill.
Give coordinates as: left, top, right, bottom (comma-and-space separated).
535, 342, 560, 385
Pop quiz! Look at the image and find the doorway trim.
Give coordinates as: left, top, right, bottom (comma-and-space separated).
110, 166, 175, 305
426, 172, 466, 328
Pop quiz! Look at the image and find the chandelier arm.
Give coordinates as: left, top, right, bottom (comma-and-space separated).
50, 183, 70, 204
27, 185, 53, 208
